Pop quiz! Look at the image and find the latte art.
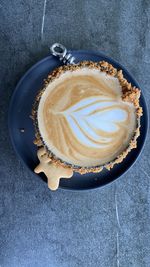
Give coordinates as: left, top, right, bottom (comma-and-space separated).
37, 68, 137, 167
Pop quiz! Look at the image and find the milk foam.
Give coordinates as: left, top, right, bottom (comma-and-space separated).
63, 97, 127, 147
38, 68, 137, 167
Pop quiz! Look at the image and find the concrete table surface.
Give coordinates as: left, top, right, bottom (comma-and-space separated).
0, 0, 150, 266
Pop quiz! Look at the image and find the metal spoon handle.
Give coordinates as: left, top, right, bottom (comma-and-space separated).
50, 43, 75, 65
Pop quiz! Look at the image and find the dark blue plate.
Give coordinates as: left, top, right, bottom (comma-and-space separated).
8, 50, 148, 190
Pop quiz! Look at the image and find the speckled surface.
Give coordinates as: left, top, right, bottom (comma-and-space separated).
0, 0, 150, 266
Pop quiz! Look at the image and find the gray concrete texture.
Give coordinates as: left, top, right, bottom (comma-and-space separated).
0, 0, 150, 266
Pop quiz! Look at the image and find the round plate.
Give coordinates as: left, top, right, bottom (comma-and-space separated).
8, 50, 148, 190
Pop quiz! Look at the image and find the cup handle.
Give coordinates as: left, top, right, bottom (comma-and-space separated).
50, 43, 75, 65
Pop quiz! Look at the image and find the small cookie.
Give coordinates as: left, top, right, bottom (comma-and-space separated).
34, 147, 73, 190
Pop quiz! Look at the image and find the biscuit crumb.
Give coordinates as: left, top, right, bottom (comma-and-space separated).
32, 61, 142, 174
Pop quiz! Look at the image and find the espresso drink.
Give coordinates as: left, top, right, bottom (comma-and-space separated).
37, 68, 137, 167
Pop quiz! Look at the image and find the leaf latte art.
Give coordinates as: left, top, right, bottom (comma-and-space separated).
37, 68, 137, 167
